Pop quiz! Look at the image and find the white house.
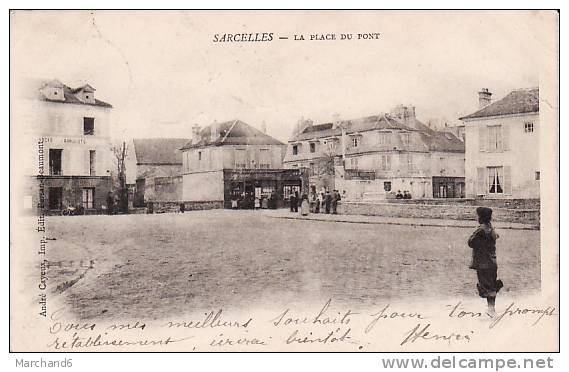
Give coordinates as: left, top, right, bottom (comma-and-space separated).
459, 88, 540, 199
23, 79, 114, 213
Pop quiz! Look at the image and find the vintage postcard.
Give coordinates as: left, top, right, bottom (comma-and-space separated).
9, 10, 559, 352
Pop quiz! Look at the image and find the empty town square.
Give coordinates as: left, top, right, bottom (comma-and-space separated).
33, 210, 540, 321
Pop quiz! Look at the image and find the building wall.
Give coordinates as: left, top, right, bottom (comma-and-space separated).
35, 101, 113, 177
183, 145, 284, 173
182, 171, 225, 201
284, 127, 465, 199
143, 175, 183, 202
336, 177, 432, 201
337, 201, 539, 225
430, 151, 465, 177
464, 113, 539, 199
18, 97, 114, 214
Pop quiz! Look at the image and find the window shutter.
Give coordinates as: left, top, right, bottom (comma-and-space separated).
488, 127, 495, 152
503, 166, 512, 195
479, 126, 487, 152
502, 125, 510, 151
476, 167, 486, 195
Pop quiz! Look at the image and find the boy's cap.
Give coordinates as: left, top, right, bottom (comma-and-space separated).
476, 206, 493, 220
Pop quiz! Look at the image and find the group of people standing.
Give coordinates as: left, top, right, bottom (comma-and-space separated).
231, 193, 277, 210
289, 189, 342, 216
395, 190, 413, 199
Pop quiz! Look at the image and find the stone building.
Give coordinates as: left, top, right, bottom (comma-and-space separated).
181, 120, 308, 209
126, 138, 188, 206
459, 88, 540, 199
283, 105, 465, 200
22, 79, 113, 214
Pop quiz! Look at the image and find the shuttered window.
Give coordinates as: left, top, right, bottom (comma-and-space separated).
482, 124, 509, 152
487, 126, 503, 152
502, 125, 510, 151
479, 126, 487, 152
476, 167, 486, 195
503, 166, 512, 194
381, 154, 391, 170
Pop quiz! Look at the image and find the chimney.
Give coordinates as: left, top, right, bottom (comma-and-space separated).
210, 120, 219, 141
390, 105, 416, 124
191, 124, 201, 144
261, 120, 267, 134
478, 88, 492, 109
332, 113, 341, 128
295, 116, 313, 135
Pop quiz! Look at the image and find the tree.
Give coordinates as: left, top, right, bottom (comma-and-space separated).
112, 141, 129, 214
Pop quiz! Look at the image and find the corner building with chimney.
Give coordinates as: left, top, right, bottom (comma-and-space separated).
460, 88, 540, 199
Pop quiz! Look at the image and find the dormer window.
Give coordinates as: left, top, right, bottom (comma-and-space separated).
74, 84, 96, 104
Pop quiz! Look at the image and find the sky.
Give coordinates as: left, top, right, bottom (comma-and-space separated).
10, 10, 557, 142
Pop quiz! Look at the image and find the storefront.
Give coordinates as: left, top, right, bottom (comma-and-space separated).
223, 169, 308, 209
28, 175, 112, 215
432, 176, 465, 198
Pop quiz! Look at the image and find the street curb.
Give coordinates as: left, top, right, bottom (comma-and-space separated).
268, 215, 540, 231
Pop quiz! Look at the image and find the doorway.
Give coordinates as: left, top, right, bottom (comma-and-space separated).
48, 187, 63, 210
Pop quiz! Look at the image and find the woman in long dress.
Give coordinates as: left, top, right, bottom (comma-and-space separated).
300, 194, 310, 216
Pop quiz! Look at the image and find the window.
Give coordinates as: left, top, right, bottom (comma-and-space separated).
198, 151, 202, 161
326, 140, 336, 152
535, 171, 540, 181
283, 185, 301, 200
89, 150, 96, 176
351, 137, 359, 147
259, 149, 271, 169
381, 154, 391, 171
310, 142, 316, 153
309, 162, 315, 176
82, 188, 95, 209
407, 154, 414, 170
292, 145, 298, 155
349, 158, 359, 169
235, 149, 247, 168
401, 133, 410, 147
384, 182, 392, 192
487, 125, 503, 151
525, 122, 534, 133
49, 149, 62, 175
379, 132, 390, 146
488, 166, 503, 194
83, 117, 95, 135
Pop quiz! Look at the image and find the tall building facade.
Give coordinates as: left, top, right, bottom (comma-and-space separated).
23, 79, 113, 214
283, 106, 465, 200
460, 88, 540, 199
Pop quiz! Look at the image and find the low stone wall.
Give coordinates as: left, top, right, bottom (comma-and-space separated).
149, 200, 224, 213
337, 201, 540, 225
381, 198, 540, 210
